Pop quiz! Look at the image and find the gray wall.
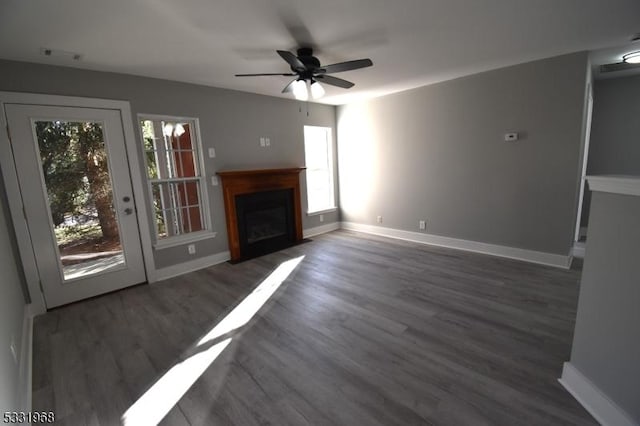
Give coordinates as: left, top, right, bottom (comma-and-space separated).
570, 190, 640, 422
337, 52, 588, 255
588, 75, 640, 176
0, 176, 28, 413
0, 59, 338, 270
581, 75, 640, 226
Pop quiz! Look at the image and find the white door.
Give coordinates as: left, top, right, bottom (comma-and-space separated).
5, 104, 146, 308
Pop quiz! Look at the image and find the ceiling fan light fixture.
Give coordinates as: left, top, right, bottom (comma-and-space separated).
310, 80, 325, 99
622, 51, 640, 64
292, 79, 308, 101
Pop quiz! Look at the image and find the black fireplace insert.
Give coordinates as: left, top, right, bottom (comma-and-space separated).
235, 188, 295, 260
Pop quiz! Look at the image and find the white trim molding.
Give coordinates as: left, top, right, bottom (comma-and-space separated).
155, 223, 339, 281
155, 222, 339, 281
303, 222, 340, 238
340, 222, 572, 269
153, 231, 218, 250
572, 242, 586, 259
0, 93, 48, 314
154, 251, 230, 282
559, 362, 637, 426
586, 175, 640, 197
18, 304, 35, 416
306, 207, 338, 216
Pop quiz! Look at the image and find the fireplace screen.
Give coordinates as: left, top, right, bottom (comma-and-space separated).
235, 189, 295, 260
245, 207, 287, 244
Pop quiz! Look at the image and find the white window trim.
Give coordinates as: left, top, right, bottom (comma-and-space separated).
306, 207, 338, 216
153, 230, 217, 249
137, 113, 215, 245
304, 125, 336, 215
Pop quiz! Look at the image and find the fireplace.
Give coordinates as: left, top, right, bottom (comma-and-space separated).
236, 189, 295, 259
217, 168, 305, 262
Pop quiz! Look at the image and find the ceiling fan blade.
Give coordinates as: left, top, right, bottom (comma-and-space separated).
235, 73, 296, 77
599, 62, 640, 73
316, 75, 354, 89
282, 79, 297, 93
320, 58, 372, 74
277, 50, 306, 71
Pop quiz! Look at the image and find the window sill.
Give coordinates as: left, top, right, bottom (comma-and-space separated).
153, 231, 217, 250
307, 207, 338, 216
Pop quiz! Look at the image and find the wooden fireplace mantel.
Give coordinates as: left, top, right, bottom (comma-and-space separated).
217, 167, 305, 261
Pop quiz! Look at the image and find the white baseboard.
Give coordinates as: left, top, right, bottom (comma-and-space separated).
18, 304, 34, 416
340, 222, 572, 269
559, 362, 637, 426
303, 222, 340, 238
155, 251, 231, 282
153, 224, 337, 282
572, 242, 586, 259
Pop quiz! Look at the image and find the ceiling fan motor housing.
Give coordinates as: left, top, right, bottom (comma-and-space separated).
294, 47, 321, 78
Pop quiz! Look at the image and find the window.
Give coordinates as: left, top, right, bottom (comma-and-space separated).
139, 116, 210, 244
304, 126, 336, 214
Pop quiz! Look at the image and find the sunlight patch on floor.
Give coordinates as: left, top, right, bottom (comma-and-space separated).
121, 255, 305, 426
197, 255, 305, 346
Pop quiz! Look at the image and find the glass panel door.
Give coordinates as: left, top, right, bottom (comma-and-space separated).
34, 120, 125, 281
5, 103, 146, 308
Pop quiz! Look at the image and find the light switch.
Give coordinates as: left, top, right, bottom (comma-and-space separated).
260, 137, 265, 147
208, 148, 216, 158
211, 176, 219, 186
265, 138, 271, 147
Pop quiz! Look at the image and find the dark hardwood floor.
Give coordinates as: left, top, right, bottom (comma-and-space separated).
32, 230, 597, 425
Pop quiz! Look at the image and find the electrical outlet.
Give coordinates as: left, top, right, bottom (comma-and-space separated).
319, 214, 324, 223
419, 220, 426, 230
504, 132, 519, 142
377, 215, 383, 224
10, 337, 17, 365
188, 244, 196, 255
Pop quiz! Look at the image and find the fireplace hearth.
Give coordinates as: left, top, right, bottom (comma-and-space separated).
217, 168, 305, 262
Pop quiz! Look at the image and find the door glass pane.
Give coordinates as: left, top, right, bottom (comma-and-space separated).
35, 120, 125, 281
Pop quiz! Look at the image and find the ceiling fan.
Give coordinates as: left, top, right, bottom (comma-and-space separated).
235, 47, 373, 100
599, 50, 640, 74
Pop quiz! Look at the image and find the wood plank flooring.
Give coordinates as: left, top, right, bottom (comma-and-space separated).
32, 230, 597, 425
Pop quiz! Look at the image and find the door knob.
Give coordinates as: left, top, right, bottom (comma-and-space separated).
124, 207, 133, 215
123, 196, 131, 202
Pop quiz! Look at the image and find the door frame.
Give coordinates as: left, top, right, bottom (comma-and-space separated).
0, 92, 156, 313
573, 82, 594, 244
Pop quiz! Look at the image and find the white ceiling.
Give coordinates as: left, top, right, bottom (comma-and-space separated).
1, 0, 640, 105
